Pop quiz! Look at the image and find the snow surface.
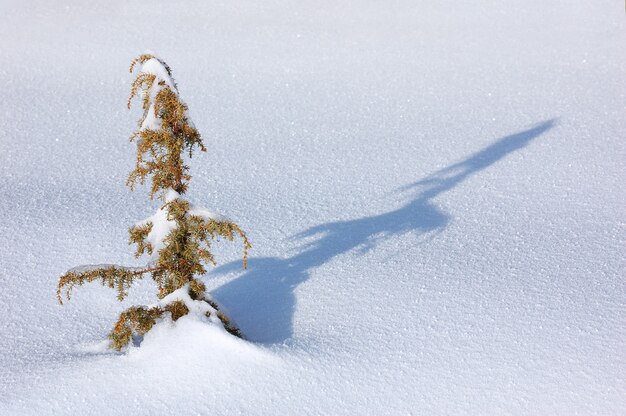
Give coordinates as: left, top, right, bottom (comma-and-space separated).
0, 0, 625, 415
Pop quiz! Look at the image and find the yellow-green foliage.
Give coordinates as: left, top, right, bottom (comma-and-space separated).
126, 55, 205, 199
57, 266, 153, 304
109, 305, 163, 350
57, 54, 250, 350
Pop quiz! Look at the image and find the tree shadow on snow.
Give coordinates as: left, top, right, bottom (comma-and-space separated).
211, 120, 556, 344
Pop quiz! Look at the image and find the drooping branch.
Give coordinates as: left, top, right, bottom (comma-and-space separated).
127, 72, 156, 112
57, 264, 162, 305
189, 215, 251, 270
109, 305, 164, 351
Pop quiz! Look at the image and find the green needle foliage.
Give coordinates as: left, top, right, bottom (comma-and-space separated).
57, 54, 250, 350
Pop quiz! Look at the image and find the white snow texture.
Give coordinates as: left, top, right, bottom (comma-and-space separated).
0, 1, 624, 415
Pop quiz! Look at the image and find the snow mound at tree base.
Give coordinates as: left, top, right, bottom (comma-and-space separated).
76, 311, 254, 357
82, 284, 247, 354
127, 312, 265, 362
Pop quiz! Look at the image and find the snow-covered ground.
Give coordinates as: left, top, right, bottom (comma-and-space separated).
0, 1, 624, 414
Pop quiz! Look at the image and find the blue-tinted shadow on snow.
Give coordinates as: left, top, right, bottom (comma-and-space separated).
211, 120, 556, 344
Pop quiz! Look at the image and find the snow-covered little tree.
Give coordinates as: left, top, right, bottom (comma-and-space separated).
57, 54, 251, 350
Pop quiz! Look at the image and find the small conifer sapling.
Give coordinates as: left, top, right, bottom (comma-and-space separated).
57, 54, 251, 350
